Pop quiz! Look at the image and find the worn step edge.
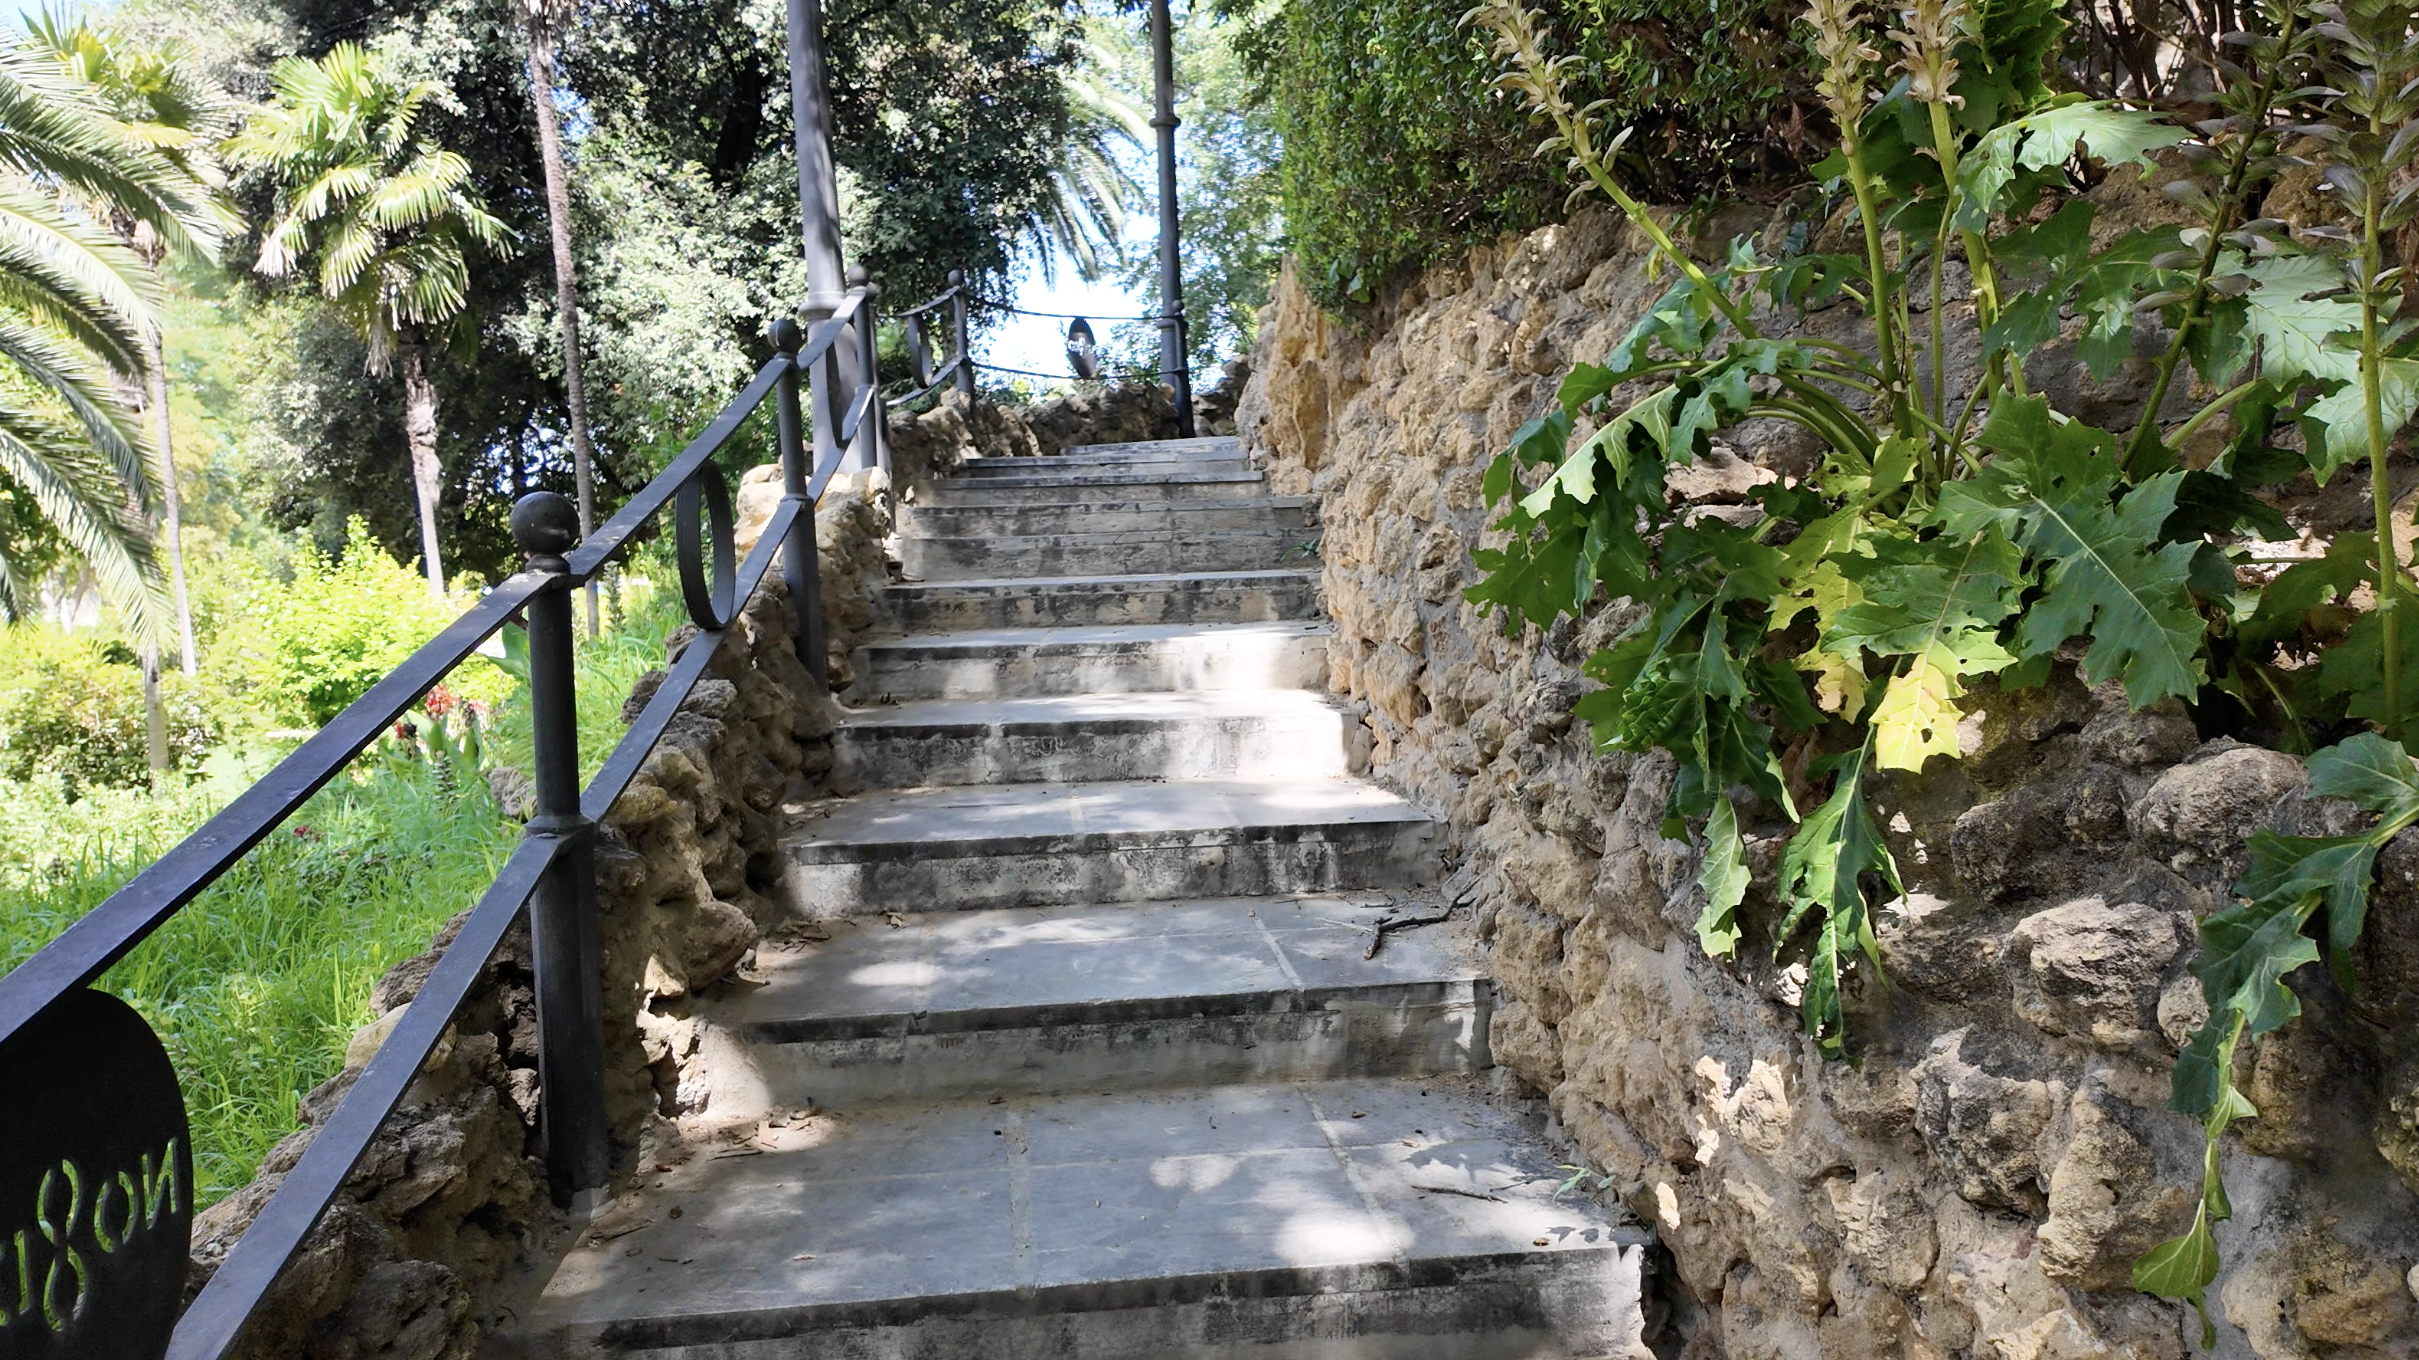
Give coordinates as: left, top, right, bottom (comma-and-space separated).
554, 1248, 1646, 1356
742, 978, 1478, 1043
784, 813, 1433, 865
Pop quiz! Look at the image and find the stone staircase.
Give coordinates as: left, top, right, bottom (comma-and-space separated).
499, 438, 1649, 1358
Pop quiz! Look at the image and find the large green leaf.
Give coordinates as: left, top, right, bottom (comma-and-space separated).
1775, 753, 1899, 1058
1943, 396, 2206, 706
1956, 101, 2187, 231
2241, 253, 2359, 386
1695, 793, 1750, 958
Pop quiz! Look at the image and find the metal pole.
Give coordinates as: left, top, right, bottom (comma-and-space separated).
510, 491, 607, 1202
785, 0, 869, 470
948, 268, 974, 399
1148, 0, 1194, 438
847, 264, 890, 491
772, 321, 828, 688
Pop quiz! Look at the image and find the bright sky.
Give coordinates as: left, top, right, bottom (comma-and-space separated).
986, 249, 1160, 385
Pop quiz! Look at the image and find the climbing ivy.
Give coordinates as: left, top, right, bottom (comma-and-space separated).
1463, 0, 2419, 1333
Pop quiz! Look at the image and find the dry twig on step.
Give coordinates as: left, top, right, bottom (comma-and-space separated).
1364, 906, 1452, 959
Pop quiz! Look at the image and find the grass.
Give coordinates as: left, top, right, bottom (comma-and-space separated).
0, 567, 690, 1207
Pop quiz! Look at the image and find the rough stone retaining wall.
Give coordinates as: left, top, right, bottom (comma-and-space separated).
1237, 208, 2419, 1359
184, 468, 891, 1359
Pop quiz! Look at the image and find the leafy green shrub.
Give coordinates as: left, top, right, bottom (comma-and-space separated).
1229, 0, 1812, 305
0, 628, 219, 791
217, 517, 463, 726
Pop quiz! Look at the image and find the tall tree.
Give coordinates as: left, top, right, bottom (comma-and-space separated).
0, 40, 223, 634
226, 44, 511, 597
32, 14, 237, 677
513, 0, 600, 634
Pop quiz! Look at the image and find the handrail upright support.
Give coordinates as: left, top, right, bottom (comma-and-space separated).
948, 269, 974, 399
510, 492, 609, 1202
773, 321, 829, 688
846, 265, 892, 506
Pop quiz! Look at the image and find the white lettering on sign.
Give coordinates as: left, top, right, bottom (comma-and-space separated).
0, 1138, 183, 1332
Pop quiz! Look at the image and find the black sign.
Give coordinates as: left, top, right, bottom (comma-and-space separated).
1066, 318, 1102, 380
0, 989, 192, 1360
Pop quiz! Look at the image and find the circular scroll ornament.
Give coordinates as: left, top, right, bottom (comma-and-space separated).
0, 988, 192, 1360
675, 461, 736, 631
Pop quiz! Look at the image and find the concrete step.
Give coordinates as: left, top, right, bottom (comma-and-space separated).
883, 569, 1321, 632
849, 622, 1333, 701
956, 453, 1251, 477
898, 496, 1314, 539
1059, 435, 1244, 461
503, 1078, 1649, 1360
829, 690, 1356, 790
922, 471, 1266, 506
780, 777, 1437, 915
901, 528, 1312, 582
694, 895, 1486, 1109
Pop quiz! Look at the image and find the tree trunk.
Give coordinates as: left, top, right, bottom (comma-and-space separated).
399, 338, 447, 597
521, 7, 602, 636
141, 321, 197, 676
140, 641, 169, 782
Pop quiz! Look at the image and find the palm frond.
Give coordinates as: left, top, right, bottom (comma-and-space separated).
0, 392, 161, 640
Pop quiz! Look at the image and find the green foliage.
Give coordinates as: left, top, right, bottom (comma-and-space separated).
224, 41, 511, 365
0, 736, 514, 1205
1229, 0, 1814, 306
1465, 0, 2419, 1332
0, 626, 217, 790
230, 517, 460, 725
0, 19, 234, 634
2139, 735, 2419, 1344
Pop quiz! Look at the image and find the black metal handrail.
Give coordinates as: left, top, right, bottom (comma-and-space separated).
0, 273, 947, 1360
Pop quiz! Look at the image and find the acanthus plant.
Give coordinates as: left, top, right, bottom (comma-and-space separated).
1463, 0, 2419, 1335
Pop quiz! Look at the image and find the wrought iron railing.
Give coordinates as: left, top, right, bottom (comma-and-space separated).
0, 274, 959, 1360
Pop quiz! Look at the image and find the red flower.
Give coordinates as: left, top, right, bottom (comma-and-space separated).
424, 685, 458, 719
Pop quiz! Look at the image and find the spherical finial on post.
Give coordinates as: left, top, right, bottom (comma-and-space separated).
512, 491, 581, 562
947, 268, 964, 287
771, 317, 803, 354
846, 263, 868, 287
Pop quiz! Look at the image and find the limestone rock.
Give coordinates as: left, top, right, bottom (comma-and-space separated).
2129, 742, 2307, 873
1913, 1032, 2058, 1213
2006, 898, 2185, 1050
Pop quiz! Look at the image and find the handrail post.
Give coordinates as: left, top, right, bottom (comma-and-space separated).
847, 266, 890, 494
1148, 0, 1195, 438
772, 320, 828, 688
510, 491, 608, 1202
948, 268, 974, 399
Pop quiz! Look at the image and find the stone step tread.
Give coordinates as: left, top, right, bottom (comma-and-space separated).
856, 620, 1333, 657
784, 777, 1431, 863
956, 456, 1250, 475
833, 688, 1346, 733
903, 495, 1312, 519
934, 470, 1266, 491
886, 568, 1320, 596
519, 1077, 1637, 1345
901, 527, 1300, 549
1055, 435, 1244, 459
722, 894, 1477, 1040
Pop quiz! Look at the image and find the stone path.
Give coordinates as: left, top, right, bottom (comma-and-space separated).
501, 438, 1648, 1358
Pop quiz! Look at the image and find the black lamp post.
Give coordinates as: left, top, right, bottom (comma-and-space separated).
1149, 0, 1195, 437
784, 0, 874, 471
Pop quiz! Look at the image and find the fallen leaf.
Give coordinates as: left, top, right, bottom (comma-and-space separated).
1533, 1237, 1551, 1247
1351, 1110, 1368, 1119
668, 1206, 684, 1219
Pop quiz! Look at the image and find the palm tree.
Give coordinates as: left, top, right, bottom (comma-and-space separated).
1026, 30, 1150, 283
30, 14, 235, 678
0, 39, 223, 635
514, 0, 601, 635
226, 44, 510, 597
